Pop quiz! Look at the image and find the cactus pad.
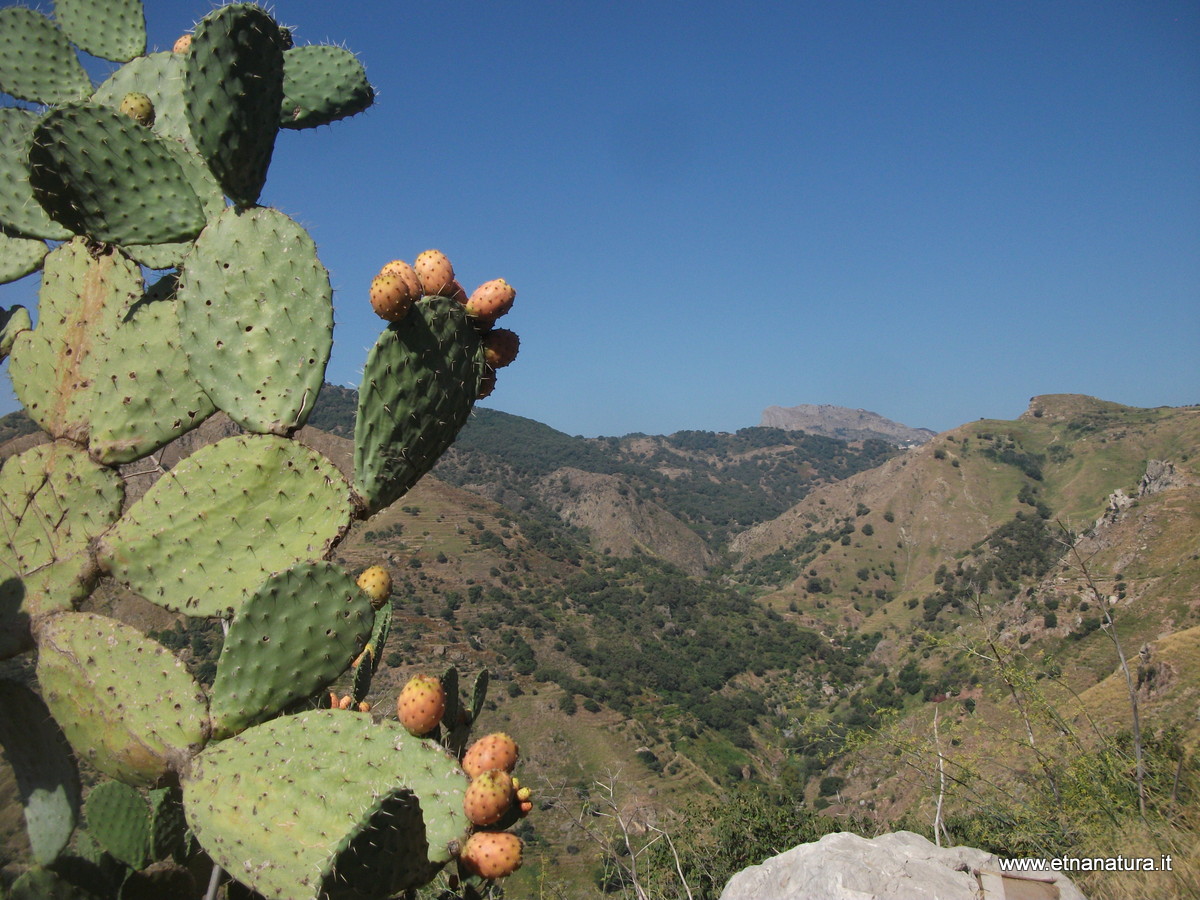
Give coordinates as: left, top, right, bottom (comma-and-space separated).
35, 612, 209, 787
82, 780, 152, 870
0, 230, 48, 285
354, 297, 483, 513
0, 680, 81, 865
184, 710, 472, 899
92, 51, 195, 150
0, 7, 91, 105
0, 305, 31, 360
0, 108, 72, 241
98, 434, 352, 617
280, 44, 375, 129
178, 206, 333, 434
54, 0, 146, 63
7, 240, 140, 445
0, 442, 123, 659
28, 102, 207, 246
88, 273, 216, 464
210, 561, 374, 739
183, 3, 285, 206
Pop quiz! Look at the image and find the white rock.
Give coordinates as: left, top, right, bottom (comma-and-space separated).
719, 831, 1087, 900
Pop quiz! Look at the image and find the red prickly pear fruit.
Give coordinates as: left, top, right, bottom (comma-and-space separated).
369, 271, 418, 322
519, 799, 534, 816
397, 674, 445, 736
465, 279, 516, 324
462, 732, 519, 779
459, 830, 523, 879
481, 329, 519, 369
356, 565, 392, 609
119, 92, 155, 127
463, 770, 515, 826
173, 34, 192, 53
414, 249, 456, 298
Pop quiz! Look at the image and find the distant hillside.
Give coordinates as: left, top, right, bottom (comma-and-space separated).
1, 390, 1196, 897
761, 403, 936, 446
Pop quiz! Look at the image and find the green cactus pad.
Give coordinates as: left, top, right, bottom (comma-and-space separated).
54, 0, 146, 62
28, 102, 207, 246
8, 240, 141, 444
0, 7, 91, 105
183, 3, 285, 207
82, 780, 152, 870
8, 867, 99, 900
183, 710, 472, 899
178, 205, 333, 434
0, 229, 48, 285
0, 680, 82, 865
354, 297, 483, 514
0, 108, 72, 241
97, 434, 352, 617
0, 305, 32, 360
351, 604, 392, 704
89, 273, 216, 464
92, 51, 194, 150
280, 44, 375, 129
210, 561, 374, 739
0, 442, 123, 659
148, 786, 187, 861
35, 612, 209, 787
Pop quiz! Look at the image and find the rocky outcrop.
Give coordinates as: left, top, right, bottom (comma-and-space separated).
761, 404, 935, 447
719, 831, 1086, 900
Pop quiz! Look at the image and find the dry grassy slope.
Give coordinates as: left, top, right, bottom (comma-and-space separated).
532, 466, 715, 575
731, 396, 1199, 629
810, 402, 1200, 867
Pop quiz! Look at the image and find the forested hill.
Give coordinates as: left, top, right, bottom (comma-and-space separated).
307, 384, 899, 553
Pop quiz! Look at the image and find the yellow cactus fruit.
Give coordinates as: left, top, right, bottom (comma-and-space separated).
356, 565, 392, 610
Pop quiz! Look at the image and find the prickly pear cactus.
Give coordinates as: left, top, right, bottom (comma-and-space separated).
0, 2, 529, 897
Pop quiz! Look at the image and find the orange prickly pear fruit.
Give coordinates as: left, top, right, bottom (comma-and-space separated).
462, 732, 519, 779
339, 694, 353, 710
358, 701, 371, 713
369, 270, 419, 322
397, 674, 446, 736
465, 278, 516, 324
460, 831, 523, 879
356, 565, 392, 609
463, 770, 515, 826
173, 33, 192, 53
482, 329, 519, 368
414, 249, 456, 298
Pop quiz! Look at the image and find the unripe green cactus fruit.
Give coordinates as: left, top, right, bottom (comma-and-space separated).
119, 91, 155, 126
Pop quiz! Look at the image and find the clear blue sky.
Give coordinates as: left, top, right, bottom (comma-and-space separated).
3, 1, 1197, 437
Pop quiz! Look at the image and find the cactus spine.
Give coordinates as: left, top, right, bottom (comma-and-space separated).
0, 2, 528, 897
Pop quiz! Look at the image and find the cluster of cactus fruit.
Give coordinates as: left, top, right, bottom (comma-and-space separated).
0, 2, 528, 898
